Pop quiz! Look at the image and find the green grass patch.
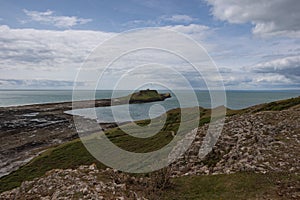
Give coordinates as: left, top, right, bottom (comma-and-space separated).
254, 96, 300, 112
0, 139, 107, 193
162, 172, 299, 200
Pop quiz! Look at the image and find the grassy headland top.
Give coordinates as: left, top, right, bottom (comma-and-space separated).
116, 89, 171, 104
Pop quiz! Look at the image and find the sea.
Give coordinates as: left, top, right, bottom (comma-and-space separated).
0, 90, 299, 123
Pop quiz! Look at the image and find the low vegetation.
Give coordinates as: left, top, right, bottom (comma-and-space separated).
254, 96, 300, 112
162, 172, 299, 200
117, 89, 171, 103
0, 107, 198, 192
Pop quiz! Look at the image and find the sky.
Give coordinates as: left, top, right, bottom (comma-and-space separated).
0, 0, 299, 90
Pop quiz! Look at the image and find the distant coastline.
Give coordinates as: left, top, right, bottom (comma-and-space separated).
0, 89, 299, 108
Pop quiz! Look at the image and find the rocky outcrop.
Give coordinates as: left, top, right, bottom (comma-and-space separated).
0, 164, 148, 200
170, 105, 300, 176
127, 89, 171, 103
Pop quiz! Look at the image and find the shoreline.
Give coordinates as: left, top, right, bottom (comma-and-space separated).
0, 91, 171, 178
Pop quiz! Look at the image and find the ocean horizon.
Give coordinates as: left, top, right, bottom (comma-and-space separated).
1, 89, 299, 123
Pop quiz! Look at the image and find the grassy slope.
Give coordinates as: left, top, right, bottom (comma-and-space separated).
253, 96, 300, 112
163, 172, 299, 200
1, 96, 299, 194
0, 107, 204, 192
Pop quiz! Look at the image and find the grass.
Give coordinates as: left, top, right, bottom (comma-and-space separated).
1, 96, 299, 194
0, 140, 106, 192
0, 107, 200, 193
162, 172, 299, 200
254, 96, 300, 112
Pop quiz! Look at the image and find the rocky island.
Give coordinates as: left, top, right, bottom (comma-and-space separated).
127, 89, 171, 103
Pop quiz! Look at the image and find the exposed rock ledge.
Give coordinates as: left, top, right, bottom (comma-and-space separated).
169, 104, 300, 176
0, 164, 148, 200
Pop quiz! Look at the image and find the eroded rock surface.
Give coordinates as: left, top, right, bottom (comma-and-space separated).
170, 105, 300, 176
0, 164, 148, 200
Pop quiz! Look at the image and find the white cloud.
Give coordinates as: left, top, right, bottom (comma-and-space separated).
0, 24, 214, 89
23, 9, 92, 28
206, 0, 300, 37
250, 56, 300, 77
124, 14, 198, 28
220, 70, 299, 89
222, 73, 252, 86
160, 14, 197, 24
253, 74, 292, 84
239, 55, 300, 88
166, 24, 209, 35
123, 19, 158, 28
215, 53, 300, 89
0, 78, 85, 89
217, 68, 299, 89
0, 24, 298, 89
0, 25, 114, 81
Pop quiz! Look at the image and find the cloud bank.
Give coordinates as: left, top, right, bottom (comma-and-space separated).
0, 79, 85, 89
250, 55, 300, 86
160, 14, 198, 24
0, 24, 116, 89
23, 9, 92, 28
0, 22, 299, 89
206, 0, 300, 37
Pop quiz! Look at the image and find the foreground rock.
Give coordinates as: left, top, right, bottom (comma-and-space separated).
170, 104, 300, 176
0, 164, 148, 200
